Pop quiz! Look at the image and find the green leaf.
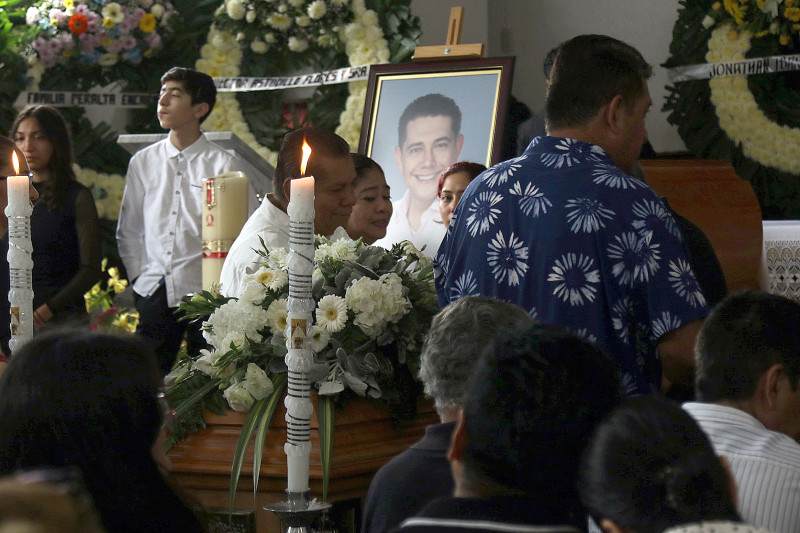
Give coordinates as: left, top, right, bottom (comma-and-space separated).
317, 394, 335, 502
170, 377, 221, 421
251, 373, 288, 501
229, 394, 271, 511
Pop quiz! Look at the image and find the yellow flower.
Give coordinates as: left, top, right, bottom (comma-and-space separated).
727, 28, 740, 39
785, 6, 800, 21
757, 0, 765, 8
139, 13, 156, 32
110, 278, 128, 294
780, 33, 791, 44
103, 17, 115, 28
787, 0, 794, 7
108, 267, 119, 279
64, 0, 74, 7
713, 1, 722, 9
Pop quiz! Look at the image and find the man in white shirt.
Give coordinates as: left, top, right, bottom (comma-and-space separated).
375, 93, 463, 256
219, 127, 356, 298
684, 290, 800, 533
117, 67, 249, 374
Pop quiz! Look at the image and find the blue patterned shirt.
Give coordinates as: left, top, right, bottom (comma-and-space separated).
434, 137, 709, 395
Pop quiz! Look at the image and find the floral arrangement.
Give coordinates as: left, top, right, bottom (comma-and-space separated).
700, 0, 800, 44
663, 0, 800, 218
83, 258, 139, 333
168, 230, 436, 420
198, 0, 419, 160
166, 230, 437, 498
24, 0, 178, 69
74, 164, 125, 221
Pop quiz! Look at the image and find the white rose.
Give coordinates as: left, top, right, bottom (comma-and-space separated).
223, 382, 255, 412
242, 363, 274, 400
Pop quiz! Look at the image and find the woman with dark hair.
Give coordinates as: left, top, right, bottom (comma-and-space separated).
437, 161, 486, 227
0, 329, 204, 533
2, 105, 101, 351
580, 396, 768, 533
347, 153, 392, 245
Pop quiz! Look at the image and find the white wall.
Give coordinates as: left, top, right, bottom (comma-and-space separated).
410, 0, 685, 153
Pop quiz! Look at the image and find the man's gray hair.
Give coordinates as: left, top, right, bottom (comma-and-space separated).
419, 296, 532, 414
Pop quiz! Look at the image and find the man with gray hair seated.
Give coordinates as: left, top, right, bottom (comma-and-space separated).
361, 296, 532, 533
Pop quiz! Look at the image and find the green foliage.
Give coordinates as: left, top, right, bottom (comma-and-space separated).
662, 0, 800, 219
0, 0, 29, 133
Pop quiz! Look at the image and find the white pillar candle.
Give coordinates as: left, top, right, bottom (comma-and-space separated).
201, 171, 249, 290
6, 152, 34, 353
284, 140, 315, 494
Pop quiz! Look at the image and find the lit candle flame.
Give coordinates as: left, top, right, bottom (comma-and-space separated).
300, 139, 312, 176
12, 151, 19, 175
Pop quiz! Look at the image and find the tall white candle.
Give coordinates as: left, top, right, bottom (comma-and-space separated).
6, 152, 34, 352
284, 139, 315, 494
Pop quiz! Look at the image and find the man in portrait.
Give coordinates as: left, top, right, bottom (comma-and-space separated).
375, 93, 464, 256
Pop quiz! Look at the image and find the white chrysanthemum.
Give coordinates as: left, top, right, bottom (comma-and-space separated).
295, 15, 310, 27
223, 382, 254, 412
345, 273, 410, 338
151, 4, 164, 18
246, 9, 257, 23
264, 32, 277, 43
265, 298, 289, 335
250, 39, 268, 53
225, 0, 246, 20
288, 0, 305, 6
316, 295, 348, 333
307, 0, 327, 19
242, 363, 274, 400
101, 2, 125, 23
267, 13, 292, 29
288, 36, 309, 52
310, 324, 331, 352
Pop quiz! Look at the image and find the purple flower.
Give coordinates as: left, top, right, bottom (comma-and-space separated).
120, 35, 136, 50
146, 32, 161, 48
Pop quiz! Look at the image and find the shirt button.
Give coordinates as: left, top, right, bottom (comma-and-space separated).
171, 211, 177, 215
169, 231, 175, 236
175, 190, 180, 194
167, 251, 172, 255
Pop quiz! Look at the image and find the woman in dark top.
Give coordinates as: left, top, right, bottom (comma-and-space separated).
1, 105, 101, 353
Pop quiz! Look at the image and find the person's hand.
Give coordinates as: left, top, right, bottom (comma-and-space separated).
33, 304, 53, 328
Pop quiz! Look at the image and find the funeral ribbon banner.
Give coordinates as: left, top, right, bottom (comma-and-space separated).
667, 53, 800, 83
213, 65, 370, 92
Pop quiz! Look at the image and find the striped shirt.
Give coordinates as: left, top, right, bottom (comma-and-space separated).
684, 402, 800, 533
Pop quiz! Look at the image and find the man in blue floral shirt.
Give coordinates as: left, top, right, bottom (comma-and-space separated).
435, 35, 708, 396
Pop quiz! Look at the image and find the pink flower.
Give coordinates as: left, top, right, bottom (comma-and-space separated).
48, 38, 63, 53
86, 12, 101, 31
38, 47, 54, 61
120, 36, 136, 50
75, 4, 89, 16
49, 8, 66, 26
146, 31, 161, 48
32, 37, 48, 52
104, 39, 123, 53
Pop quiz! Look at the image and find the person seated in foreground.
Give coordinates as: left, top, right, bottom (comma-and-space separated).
436, 161, 486, 228
362, 296, 533, 533
580, 396, 761, 533
0, 329, 203, 533
346, 153, 392, 245
684, 290, 800, 533
220, 127, 357, 297
393, 321, 621, 533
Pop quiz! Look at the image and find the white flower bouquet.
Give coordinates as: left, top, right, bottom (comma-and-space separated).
166, 231, 438, 470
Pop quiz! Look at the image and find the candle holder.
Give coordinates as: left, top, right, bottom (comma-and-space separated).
264, 490, 332, 533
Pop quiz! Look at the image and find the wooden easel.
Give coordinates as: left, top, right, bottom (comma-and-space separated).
412, 6, 484, 61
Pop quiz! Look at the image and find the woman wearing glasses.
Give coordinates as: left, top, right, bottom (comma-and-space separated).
0, 105, 101, 354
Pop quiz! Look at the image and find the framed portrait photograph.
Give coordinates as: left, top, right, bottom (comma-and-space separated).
358, 57, 515, 256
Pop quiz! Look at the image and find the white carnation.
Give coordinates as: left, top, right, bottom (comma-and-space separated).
250, 39, 268, 54
267, 13, 292, 29
203, 299, 269, 349
239, 278, 268, 303
345, 273, 410, 338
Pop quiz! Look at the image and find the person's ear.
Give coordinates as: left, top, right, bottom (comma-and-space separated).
447, 409, 467, 462
762, 363, 785, 412
605, 94, 626, 135
454, 134, 464, 157
600, 519, 627, 533
719, 455, 739, 508
282, 177, 292, 203
192, 102, 210, 122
